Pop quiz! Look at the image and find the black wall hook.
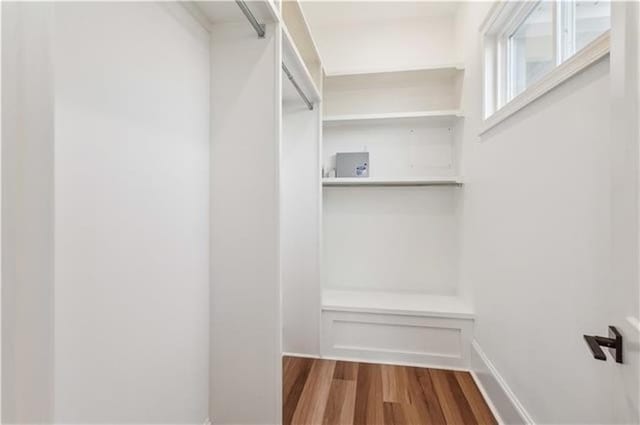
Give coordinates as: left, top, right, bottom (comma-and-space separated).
584, 326, 623, 363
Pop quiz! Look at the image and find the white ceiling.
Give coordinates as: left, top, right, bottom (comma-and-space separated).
299, 1, 462, 27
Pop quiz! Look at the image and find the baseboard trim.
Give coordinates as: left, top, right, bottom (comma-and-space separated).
470, 370, 505, 425
471, 340, 535, 425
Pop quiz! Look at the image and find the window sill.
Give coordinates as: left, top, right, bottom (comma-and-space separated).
479, 31, 610, 136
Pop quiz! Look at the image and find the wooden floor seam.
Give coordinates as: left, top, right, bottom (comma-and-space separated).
283, 356, 497, 425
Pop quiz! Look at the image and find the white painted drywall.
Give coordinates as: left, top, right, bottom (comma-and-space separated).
209, 22, 282, 425
0, 4, 3, 419
323, 70, 463, 116
323, 120, 458, 179
323, 186, 460, 295
301, 14, 461, 75
1, 3, 55, 422
52, 3, 210, 422
457, 2, 617, 423
281, 95, 321, 356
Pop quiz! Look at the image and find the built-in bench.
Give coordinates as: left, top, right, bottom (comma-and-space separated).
321, 289, 474, 369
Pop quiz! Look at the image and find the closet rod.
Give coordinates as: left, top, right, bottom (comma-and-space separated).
283, 63, 314, 110
235, 0, 266, 38
234, 1, 314, 111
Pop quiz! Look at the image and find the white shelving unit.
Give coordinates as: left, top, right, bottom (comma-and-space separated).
320, 56, 471, 368
322, 176, 462, 186
322, 65, 465, 181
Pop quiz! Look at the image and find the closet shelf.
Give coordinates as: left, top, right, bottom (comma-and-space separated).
322, 289, 474, 319
322, 176, 463, 187
325, 63, 465, 78
323, 110, 463, 124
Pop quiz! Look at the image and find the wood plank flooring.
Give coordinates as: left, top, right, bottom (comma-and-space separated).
283, 356, 497, 425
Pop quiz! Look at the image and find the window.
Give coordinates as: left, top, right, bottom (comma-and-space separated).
570, 1, 612, 53
509, 2, 555, 99
481, 0, 611, 132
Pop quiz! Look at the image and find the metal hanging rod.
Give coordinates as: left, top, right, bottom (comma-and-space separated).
283, 63, 314, 111
235, 1, 314, 111
235, 0, 266, 38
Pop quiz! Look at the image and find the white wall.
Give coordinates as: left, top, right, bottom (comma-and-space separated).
1, 3, 3, 419
457, 2, 617, 423
323, 186, 460, 295
51, 3, 210, 422
209, 22, 282, 425
323, 70, 463, 116
304, 15, 461, 75
609, 3, 640, 423
282, 97, 321, 356
323, 120, 458, 178
1, 3, 55, 423
322, 122, 461, 296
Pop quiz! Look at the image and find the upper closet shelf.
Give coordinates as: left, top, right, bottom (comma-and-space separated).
323, 110, 463, 124
324, 66, 464, 88
323, 176, 463, 187
282, 24, 321, 102
325, 63, 465, 78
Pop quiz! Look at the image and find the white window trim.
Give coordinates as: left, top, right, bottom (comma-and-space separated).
480, 1, 611, 135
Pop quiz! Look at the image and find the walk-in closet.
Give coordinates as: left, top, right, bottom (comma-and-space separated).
2, 1, 639, 424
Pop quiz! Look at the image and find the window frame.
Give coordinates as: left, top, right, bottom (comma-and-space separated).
480, 0, 610, 134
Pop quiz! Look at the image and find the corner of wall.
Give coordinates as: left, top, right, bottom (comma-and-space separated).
470, 341, 534, 425
1, 2, 56, 423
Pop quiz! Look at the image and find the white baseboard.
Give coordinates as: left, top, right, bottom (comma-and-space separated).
471, 340, 534, 425
469, 370, 505, 424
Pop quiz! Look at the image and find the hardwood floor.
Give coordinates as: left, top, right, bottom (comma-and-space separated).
283, 356, 497, 425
